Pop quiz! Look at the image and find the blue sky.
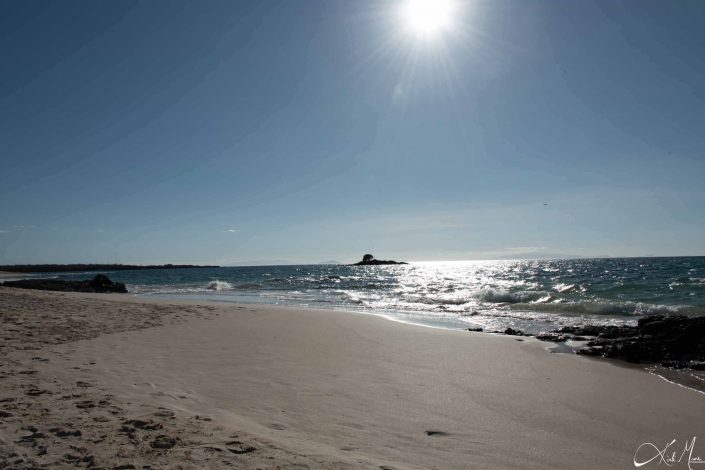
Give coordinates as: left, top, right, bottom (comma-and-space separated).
1, 0, 704, 265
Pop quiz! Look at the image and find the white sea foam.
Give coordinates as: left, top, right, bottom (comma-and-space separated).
474, 288, 542, 304
206, 280, 234, 291
553, 283, 575, 293
508, 300, 697, 316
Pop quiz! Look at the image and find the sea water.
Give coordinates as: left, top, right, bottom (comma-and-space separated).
51, 257, 705, 335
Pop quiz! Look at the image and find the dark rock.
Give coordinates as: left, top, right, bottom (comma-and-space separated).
351, 254, 408, 266
2, 274, 127, 293
555, 325, 604, 336
576, 346, 604, 357
536, 333, 568, 343
466, 327, 483, 332
567, 315, 705, 368
503, 328, 527, 336
89, 274, 127, 292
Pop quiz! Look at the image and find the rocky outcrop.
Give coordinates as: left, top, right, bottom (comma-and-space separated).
494, 315, 705, 369
351, 254, 407, 266
503, 328, 528, 337
556, 315, 705, 368
2, 274, 128, 293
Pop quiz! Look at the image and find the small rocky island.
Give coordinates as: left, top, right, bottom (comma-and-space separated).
2, 274, 128, 293
351, 254, 408, 266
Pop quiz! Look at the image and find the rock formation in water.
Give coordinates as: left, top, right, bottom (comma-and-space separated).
564, 315, 705, 369
497, 314, 705, 369
2, 274, 128, 293
351, 254, 407, 266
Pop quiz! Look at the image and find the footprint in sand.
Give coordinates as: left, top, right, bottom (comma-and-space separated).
123, 418, 163, 431
153, 409, 175, 419
151, 435, 177, 449
50, 427, 82, 438
225, 440, 256, 454
26, 387, 49, 396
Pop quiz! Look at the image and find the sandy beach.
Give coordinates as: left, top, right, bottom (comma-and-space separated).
1, 287, 703, 469
0, 272, 29, 280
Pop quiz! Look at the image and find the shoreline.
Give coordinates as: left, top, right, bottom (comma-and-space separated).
1, 287, 703, 468
0, 271, 32, 280
132, 292, 705, 395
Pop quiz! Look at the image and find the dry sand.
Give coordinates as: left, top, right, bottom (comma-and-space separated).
1, 287, 703, 469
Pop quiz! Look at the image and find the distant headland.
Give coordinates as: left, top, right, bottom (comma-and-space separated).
0, 264, 219, 273
351, 254, 407, 266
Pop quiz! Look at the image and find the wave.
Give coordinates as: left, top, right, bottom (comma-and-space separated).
399, 293, 472, 306
508, 300, 702, 316
234, 283, 263, 290
474, 288, 543, 304
206, 280, 234, 291
339, 291, 366, 305
553, 283, 575, 293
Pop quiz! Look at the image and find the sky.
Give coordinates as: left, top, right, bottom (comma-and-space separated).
1, 0, 704, 265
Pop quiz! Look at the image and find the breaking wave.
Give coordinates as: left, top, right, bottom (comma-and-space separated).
206, 280, 234, 291
508, 300, 702, 317
474, 288, 544, 304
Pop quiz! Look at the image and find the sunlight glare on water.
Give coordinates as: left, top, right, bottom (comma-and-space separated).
53, 257, 705, 334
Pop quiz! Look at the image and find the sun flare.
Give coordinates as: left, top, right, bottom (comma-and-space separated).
401, 0, 456, 39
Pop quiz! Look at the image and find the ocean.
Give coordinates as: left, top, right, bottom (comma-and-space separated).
51, 256, 705, 335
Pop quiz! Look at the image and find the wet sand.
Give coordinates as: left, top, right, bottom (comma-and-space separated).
1, 287, 702, 469
0, 272, 29, 280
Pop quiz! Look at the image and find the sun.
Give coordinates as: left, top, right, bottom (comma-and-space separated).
401, 0, 456, 40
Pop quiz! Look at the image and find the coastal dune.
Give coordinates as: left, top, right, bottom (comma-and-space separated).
1, 288, 702, 469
